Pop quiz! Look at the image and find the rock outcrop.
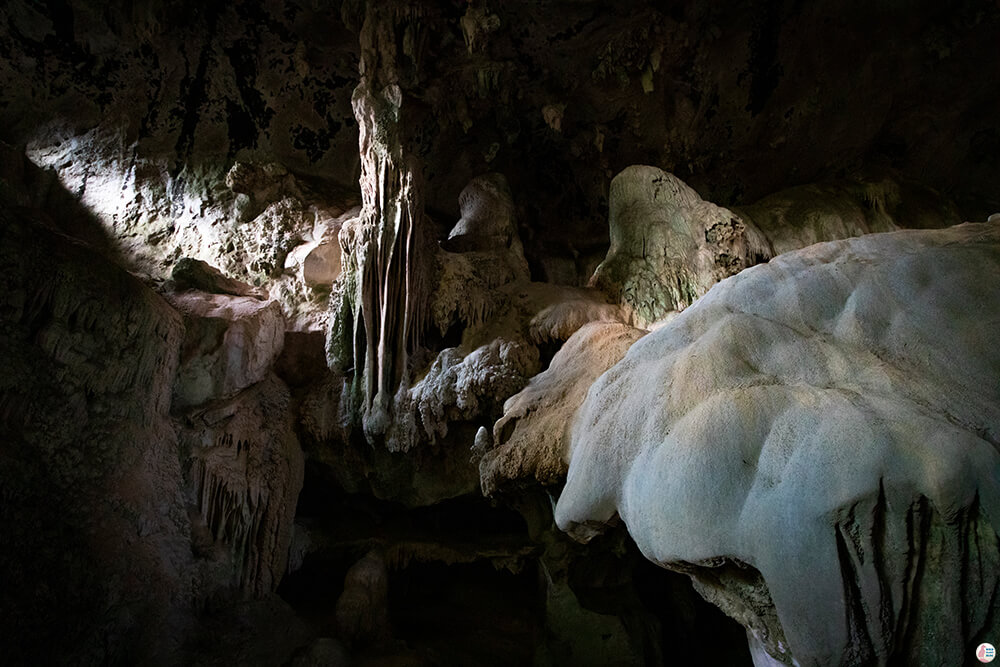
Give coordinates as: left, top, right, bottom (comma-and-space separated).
556, 222, 1000, 666
736, 175, 961, 255
592, 166, 959, 328
591, 165, 773, 326
335, 550, 392, 647
479, 321, 645, 497
0, 206, 188, 663
0, 156, 305, 661
179, 374, 304, 598
171, 256, 269, 299
168, 289, 286, 409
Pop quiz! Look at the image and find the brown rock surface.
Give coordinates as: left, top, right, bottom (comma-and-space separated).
178, 374, 305, 597
479, 321, 645, 496
168, 290, 285, 409
0, 208, 188, 663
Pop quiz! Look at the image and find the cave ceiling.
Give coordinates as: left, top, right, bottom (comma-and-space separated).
2, 0, 997, 276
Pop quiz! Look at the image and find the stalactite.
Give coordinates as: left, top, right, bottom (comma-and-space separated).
191, 453, 281, 596
330, 0, 434, 441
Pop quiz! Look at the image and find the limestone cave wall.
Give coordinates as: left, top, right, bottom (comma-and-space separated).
1, 1, 998, 666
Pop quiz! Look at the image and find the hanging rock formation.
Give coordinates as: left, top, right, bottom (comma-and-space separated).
555, 221, 1000, 666
327, 1, 441, 445
167, 267, 303, 598
179, 374, 304, 598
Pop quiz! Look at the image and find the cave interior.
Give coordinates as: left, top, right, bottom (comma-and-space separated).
1, 0, 999, 665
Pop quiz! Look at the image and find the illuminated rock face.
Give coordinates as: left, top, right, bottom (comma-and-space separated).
556, 222, 1000, 666
168, 291, 285, 409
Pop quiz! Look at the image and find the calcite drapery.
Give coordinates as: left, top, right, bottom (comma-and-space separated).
556, 222, 1000, 666
330, 1, 433, 440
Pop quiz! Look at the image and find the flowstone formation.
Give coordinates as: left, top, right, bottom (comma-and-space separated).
478, 321, 645, 497
328, 0, 437, 442
165, 271, 304, 599
479, 164, 957, 509
590, 165, 773, 327
555, 222, 1000, 666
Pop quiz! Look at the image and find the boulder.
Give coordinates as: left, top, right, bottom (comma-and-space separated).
446, 173, 528, 276
171, 257, 268, 299
735, 176, 960, 255
335, 550, 391, 647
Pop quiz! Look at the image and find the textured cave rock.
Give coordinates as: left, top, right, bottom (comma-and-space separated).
430, 173, 531, 341
388, 246, 626, 469
444, 172, 530, 280
5, 0, 999, 291
555, 222, 1000, 666
0, 154, 306, 660
334, 549, 392, 647
594, 165, 959, 329
168, 289, 285, 409
479, 321, 645, 497
735, 174, 962, 255
170, 256, 269, 298
177, 373, 304, 598
219, 164, 357, 332
288, 638, 351, 667
0, 0, 362, 284
0, 206, 189, 663
326, 164, 625, 495
591, 165, 773, 326
327, 0, 439, 442
3, 1, 1000, 663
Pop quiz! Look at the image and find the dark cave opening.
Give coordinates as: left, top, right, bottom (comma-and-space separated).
285, 455, 754, 667
632, 560, 754, 667
278, 550, 352, 630
389, 559, 542, 666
